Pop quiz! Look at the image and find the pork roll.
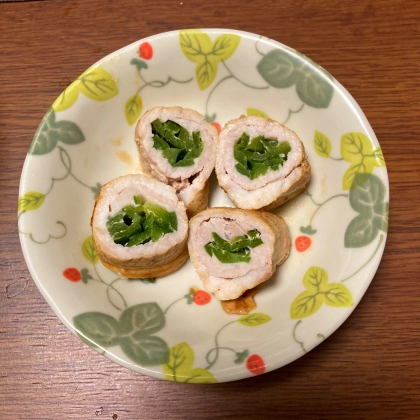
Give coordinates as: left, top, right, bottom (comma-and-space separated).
135, 106, 218, 218
91, 174, 189, 278
216, 116, 311, 211
188, 207, 291, 300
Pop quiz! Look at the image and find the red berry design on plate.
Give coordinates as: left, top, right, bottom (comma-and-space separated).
295, 235, 312, 252
193, 290, 211, 305
139, 42, 153, 60
63, 267, 81, 282
211, 122, 222, 133
246, 354, 265, 375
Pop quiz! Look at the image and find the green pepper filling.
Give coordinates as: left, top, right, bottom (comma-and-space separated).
204, 230, 263, 264
151, 119, 203, 167
234, 133, 292, 180
106, 195, 177, 247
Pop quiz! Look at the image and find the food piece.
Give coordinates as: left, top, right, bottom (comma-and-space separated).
91, 174, 188, 278
188, 207, 291, 300
216, 115, 311, 210
221, 287, 259, 315
135, 106, 218, 218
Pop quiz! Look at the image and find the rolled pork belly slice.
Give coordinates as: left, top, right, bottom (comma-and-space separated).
135, 106, 218, 218
216, 116, 311, 211
188, 207, 291, 300
91, 174, 189, 278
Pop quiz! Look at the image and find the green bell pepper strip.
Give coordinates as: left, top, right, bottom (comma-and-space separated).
106, 196, 178, 247
204, 230, 263, 264
234, 133, 291, 180
151, 119, 204, 167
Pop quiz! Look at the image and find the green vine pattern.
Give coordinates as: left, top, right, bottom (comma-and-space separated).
163, 287, 197, 314
19, 66, 117, 218
289, 267, 354, 353
292, 320, 326, 354
124, 58, 193, 125
341, 234, 385, 282
300, 191, 349, 235
204, 313, 271, 370
292, 320, 307, 354
204, 60, 269, 122
200, 34, 334, 126
18, 211, 67, 244
19, 109, 102, 243
19, 143, 101, 210
80, 236, 127, 311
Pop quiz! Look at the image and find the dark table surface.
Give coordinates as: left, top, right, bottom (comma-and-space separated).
1, 0, 420, 419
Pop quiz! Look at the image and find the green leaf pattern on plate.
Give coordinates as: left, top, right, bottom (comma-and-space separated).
341, 132, 385, 190
73, 312, 121, 347
246, 107, 269, 118
290, 267, 353, 319
256, 49, 334, 108
73, 302, 169, 366
124, 94, 143, 126
163, 342, 217, 383
18, 191, 45, 212
29, 108, 85, 156
82, 236, 99, 265
314, 130, 332, 158
119, 335, 169, 366
237, 313, 271, 326
179, 30, 240, 90
118, 302, 165, 335
52, 66, 119, 112
345, 174, 388, 248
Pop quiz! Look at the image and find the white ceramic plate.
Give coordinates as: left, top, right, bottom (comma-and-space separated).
19, 29, 388, 383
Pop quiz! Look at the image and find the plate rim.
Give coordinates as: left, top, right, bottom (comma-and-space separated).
18, 27, 389, 382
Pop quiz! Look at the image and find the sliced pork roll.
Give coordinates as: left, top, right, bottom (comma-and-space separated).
135, 106, 218, 218
216, 116, 311, 211
188, 207, 291, 300
91, 174, 188, 278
